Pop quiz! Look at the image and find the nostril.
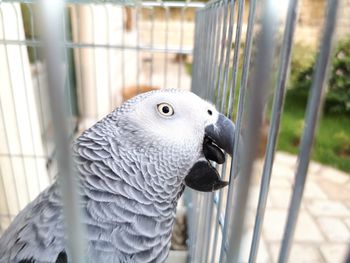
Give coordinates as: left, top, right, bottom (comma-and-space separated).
207, 109, 212, 115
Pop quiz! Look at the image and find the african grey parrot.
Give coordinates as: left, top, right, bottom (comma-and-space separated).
0, 89, 235, 263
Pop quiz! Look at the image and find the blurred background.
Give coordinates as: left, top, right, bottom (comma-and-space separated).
0, 0, 349, 262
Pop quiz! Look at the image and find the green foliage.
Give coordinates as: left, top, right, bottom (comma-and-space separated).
288, 37, 350, 115
186, 40, 350, 172
289, 42, 315, 85
333, 131, 350, 158
278, 93, 350, 173
328, 38, 350, 114
278, 38, 350, 172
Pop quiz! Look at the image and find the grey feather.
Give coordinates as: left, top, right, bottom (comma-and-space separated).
0, 90, 224, 262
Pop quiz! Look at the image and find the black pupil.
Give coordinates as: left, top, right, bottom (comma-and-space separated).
208, 110, 212, 115
162, 106, 170, 114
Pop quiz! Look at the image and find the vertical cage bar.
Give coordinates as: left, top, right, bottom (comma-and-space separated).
38, 0, 86, 262
218, 0, 257, 261
188, 12, 202, 258
201, 6, 218, 262
150, 7, 155, 87
204, 7, 215, 100
191, 12, 200, 95
278, 0, 339, 261
194, 194, 203, 261
27, 3, 50, 162
220, 0, 236, 113
136, 6, 140, 93
121, 6, 126, 98
205, 5, 216, 100
201, 6, 224, 259
190, 12, 198, 93
192, 9, 202, 95
226, 0, 244, 116
89, 5, 98, 119
224, 0, 279, 261
199, 7, 207, 98
206, 6, 216, 99
189, 192, 201, 261
215, 0, 229, 104
248, 0, 301, 261
75, 5, 87, 125
177, 5, 185, 89
104, 5, 113, 110
209, 171, 225, 262
209, 3, 223, 102
202, 192, 215, 262
164, 6, 169, 89
192, 7, 210, 260
204, 6, 217, 100
198, 8, 208, 98
200, 193, 214, 263
197, 8, 206, 97
62, 6, 74, 122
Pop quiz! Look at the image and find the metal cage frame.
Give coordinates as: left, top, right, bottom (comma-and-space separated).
0, 0, 345, 262
190, 0, 340, 262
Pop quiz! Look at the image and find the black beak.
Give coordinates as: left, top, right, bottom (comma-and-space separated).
185, 114, 235, 192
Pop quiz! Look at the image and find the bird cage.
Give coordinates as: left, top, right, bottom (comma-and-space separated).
0, 0, 199, 216
0, 0, 347, 262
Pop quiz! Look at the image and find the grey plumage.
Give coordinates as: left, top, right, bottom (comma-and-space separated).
0, 89, 234, 262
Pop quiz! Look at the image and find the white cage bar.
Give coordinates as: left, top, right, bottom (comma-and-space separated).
0, 0, 346, 262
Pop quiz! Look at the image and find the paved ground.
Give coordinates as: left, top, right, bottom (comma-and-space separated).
242, 152, 350, 263
167, 151, 350, 263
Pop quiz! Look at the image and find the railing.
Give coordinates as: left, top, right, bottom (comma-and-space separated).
189, 0, 340, 262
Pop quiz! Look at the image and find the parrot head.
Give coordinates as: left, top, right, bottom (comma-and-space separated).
114, 89, 235, 193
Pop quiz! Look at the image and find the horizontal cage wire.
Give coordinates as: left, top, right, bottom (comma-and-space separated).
1, 0, 349, 262
0, 2, 199, 259
0, 0, 196, 210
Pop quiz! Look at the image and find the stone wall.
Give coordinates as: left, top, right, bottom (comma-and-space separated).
142, 0, 350, 49
335, 0, 350, 40
294, 0, 350, 46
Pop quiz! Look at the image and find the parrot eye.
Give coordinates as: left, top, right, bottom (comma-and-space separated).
157, 103, 174, 117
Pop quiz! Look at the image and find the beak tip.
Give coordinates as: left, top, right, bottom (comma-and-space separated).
205, 113, 235, 158
213, 180, 229, 191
